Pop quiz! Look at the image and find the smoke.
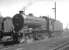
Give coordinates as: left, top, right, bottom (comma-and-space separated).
21, 0, 53, 11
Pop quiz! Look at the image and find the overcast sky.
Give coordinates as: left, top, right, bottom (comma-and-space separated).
0, 0, 69, 29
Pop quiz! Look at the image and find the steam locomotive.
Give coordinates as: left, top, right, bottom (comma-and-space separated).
0, 11, 24, 43
0, 11, 63, 43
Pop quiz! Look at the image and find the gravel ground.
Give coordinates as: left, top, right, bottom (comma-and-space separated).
0, 32, 69, 50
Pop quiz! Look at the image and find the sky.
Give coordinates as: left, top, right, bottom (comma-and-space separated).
0, 0, 69, 29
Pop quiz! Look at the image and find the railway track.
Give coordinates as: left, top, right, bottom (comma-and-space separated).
53, 40, 69, 50
49, 37, 69, 50
0, 37, 69, 50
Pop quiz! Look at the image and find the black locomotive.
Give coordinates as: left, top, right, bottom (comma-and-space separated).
0, 11, 24, 43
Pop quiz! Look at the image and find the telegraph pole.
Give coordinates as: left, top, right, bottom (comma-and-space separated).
55, 2, 56, 20
52, 1, 56, 20
52, 1, 56, 32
